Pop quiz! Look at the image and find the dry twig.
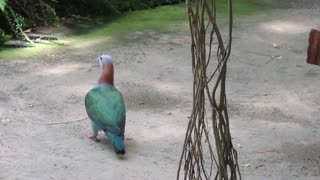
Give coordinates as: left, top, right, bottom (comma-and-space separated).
46, 117, 88, 126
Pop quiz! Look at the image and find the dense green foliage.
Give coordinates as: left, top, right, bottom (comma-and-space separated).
0, 29, 11, 44
0, 0, 6, 12
0, 0, 284, 59
0, 0, 286, 45
0, 0, 184, 40
54, 0, 183, 16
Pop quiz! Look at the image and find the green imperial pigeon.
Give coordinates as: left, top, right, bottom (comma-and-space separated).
85, 54, 126, 155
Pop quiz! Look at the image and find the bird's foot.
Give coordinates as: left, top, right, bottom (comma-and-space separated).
86, 132, 98, 142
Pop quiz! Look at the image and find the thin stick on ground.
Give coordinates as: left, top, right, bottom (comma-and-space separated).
46, 117, 89, 126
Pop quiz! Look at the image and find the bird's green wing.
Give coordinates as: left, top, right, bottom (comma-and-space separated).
85, 85, 126, 135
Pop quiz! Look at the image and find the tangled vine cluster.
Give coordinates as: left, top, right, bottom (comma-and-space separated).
177, 0, 241, 179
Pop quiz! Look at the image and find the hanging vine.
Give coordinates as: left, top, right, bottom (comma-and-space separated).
0, 0, 58, 45
3, 6, 33, 44
177, 0, 241, 179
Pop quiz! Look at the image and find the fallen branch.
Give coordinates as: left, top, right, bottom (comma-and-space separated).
27, 33, 58, 41
3, 40, 36, 47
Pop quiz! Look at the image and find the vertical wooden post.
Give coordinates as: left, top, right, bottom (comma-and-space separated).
307, 29, 320, 65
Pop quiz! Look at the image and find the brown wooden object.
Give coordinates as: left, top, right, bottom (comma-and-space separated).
307, 29, 320, 65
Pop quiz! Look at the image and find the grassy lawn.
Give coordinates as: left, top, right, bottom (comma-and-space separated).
0, 0, 285, 60
75, 0, 285, 38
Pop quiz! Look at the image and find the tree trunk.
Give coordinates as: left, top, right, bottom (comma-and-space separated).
307, 29, 320, 65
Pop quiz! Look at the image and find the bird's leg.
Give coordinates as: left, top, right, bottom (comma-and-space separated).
86, 120, 98, 141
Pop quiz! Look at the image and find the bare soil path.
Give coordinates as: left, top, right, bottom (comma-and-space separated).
1, 4, 320, 180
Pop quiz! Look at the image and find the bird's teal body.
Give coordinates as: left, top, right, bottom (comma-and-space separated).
85, 83, 126, 154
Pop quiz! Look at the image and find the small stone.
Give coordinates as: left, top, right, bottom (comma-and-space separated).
272, 43, 280, 48
242, 164, 250, 167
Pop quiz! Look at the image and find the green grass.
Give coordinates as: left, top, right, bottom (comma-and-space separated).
74, 4, 187, 39
0, 0, 285, 60
80, 0, 285, 38
0, 44, 61, 60
231, 0, 287, 14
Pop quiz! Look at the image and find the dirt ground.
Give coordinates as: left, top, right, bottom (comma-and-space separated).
1, 3, 320, 180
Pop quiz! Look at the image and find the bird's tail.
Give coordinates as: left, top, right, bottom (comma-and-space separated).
106, 131, 126, 155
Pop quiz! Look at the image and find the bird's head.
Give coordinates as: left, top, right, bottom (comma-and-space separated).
97, 54, 113, 70
97, 54, 114, 85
